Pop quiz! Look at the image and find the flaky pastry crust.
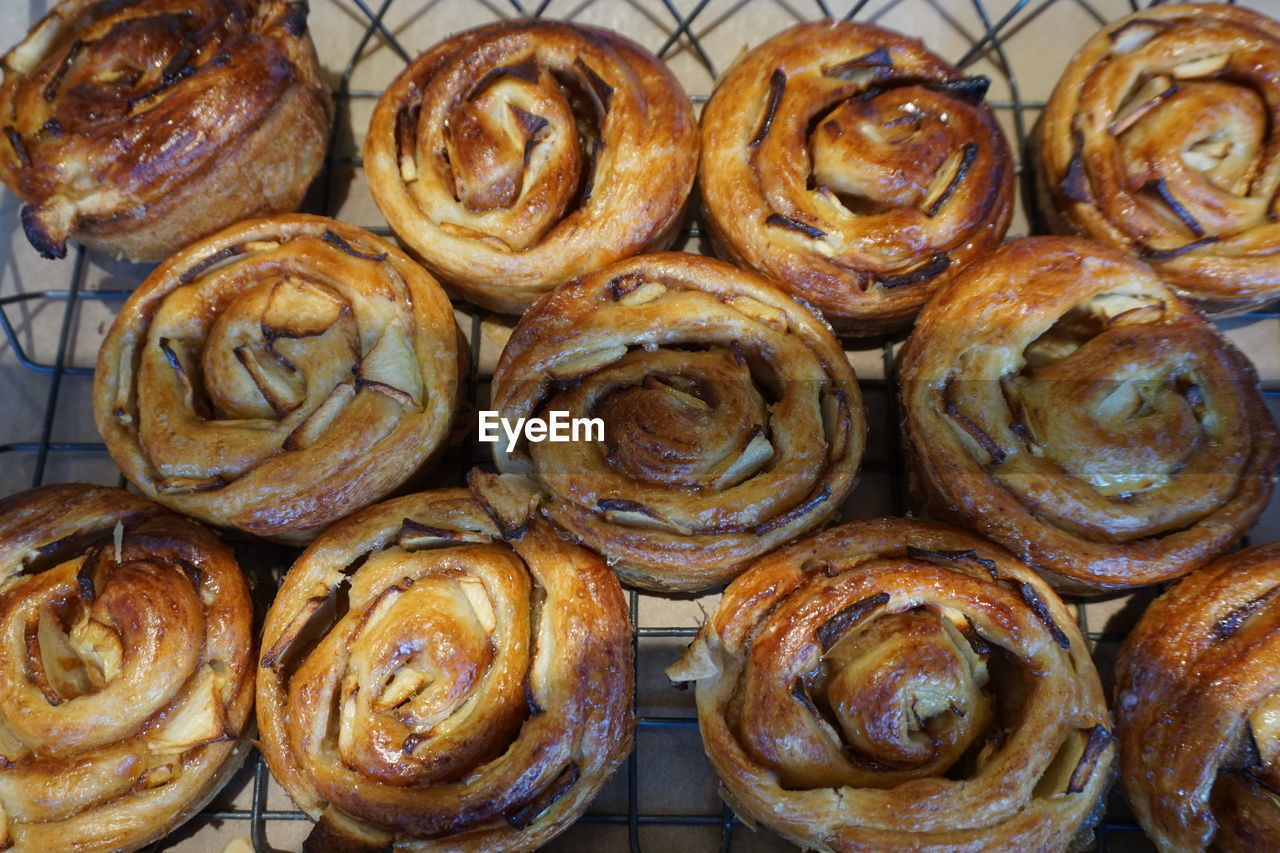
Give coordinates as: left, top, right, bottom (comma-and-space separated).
668, 517, 1114, 853
256, 472, 633, 853
489, 252, 865, 592
1116, 541, 1280, 852
699, 19, 1013, 335
901, 236, 1278, 593
0, 484, 254, 853
1038, 3, 1280, 313
0, 0, 331, 262
93, 215, 462, 543
364, 18, 698, 314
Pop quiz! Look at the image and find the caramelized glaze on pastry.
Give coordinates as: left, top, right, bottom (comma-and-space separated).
667, 517, 1114, 852
0, 0, 331, 262
0, 484, 253, 852
1038, 3, 1280, 313
256, 472, 633, 853
94, 215, 462, 543
1116, 541, 1280, 852
364, 19, 698, 314
489, 252, 864, 592
699, 19, 1013, 334
901, 236, 1278, 593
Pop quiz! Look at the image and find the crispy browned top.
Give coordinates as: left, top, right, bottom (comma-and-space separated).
1116, 542, 1280, 852
93, 214, 462, 543
365, 18, 698, 314
699, 19, 1014, 335
667, 517, 1114, 853
1039, 3, 1280, 311
0, 0, 331, 261
0, 484, 254, 853
489, 252, 865, 592
901, 236, 1279, 593
256, 473, 633, 853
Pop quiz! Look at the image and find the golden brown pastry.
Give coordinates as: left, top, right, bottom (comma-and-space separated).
364, 19, 698, 314
489, 252, 864, 592
668, 517, 1114, 852
0, 483, 254, 852
1038, 3, 1280, 313
901, 236, 1278, 594
698, 19, 1013, 335
256, 471, 633, 853
1115, 541, 1280, 852
0, 0, 331, 262
94, 215, 462, 543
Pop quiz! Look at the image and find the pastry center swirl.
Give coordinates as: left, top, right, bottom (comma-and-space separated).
938, 286, 1256, 543
810, 87, 959, 214
404, 39, 623, 253
287, 540, 535, 810
319, 546, 530, 788
124, 230, 430, 492
591, 350, 770, 489
819, 610, 990, 773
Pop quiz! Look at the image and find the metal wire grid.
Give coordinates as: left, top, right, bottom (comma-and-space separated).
0, 0, 1273, 849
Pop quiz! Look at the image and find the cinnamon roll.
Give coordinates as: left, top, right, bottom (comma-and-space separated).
1038, 3, 1280, 313
699, 19, 1014, 335
1115, 541, 1280, 853
94, 215, 463, 543
489, 252, 864, 592
667, 517, 1114, 852
0, 0, 331, 262
900, 236, 1279, 594
364, 19, 698, 314
256, 471, 633, 853
0, 484, 254, 852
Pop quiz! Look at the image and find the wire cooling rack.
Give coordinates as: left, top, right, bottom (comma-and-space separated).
4, 0, 1280, 850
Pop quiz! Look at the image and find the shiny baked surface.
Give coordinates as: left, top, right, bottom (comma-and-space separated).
93, 214, 462, 543
490, 251, 865, 592
699, 19, 1014, 335
365, 18, 698, 314
1115, 541, 1280, 852
1038, 2, 1280, 312
0, 0, 331, 262
668, 517, 1114, 853
901, 236, 1279, 593
0, 483, 254, 852
256, 473, 633, 853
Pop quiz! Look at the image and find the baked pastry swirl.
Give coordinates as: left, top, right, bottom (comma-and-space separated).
364, 19, 698, 314
0, 0, 331, 262
668, 517, 1114, 852
0, 484, 254, 852
699, 19, 1014, 335
489, 252, 864, 592
256, 472, 633, 853
1116, 541, 1280, 852
901, 236, 1278, 594
94, 215, 462, 543
1038, 3, 1280, 313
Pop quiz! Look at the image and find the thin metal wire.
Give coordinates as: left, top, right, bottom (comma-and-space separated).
3, 0, 1255, 849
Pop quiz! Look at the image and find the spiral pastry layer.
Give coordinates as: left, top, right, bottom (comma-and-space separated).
364, 19, 698, 314
489, 252, 864, 592
0, 0, 331, 262
94, 215, 462, 543
1116, 542, 1280, 852
1037, 3, 1280, 312
901, 236, 1278, 593
256, 472, 632, 853
668, 517, 1114, 852
698, 19, 1013, 335
0, 484, 254, 853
